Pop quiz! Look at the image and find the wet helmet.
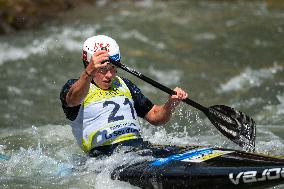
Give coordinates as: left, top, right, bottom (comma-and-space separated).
82, 35, 121, 68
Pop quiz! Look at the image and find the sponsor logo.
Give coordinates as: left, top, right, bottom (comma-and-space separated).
151, 148, 212, 166
94, 42, 110, 52
92, 122, 140, 145
229, 168, 284, 185
182, 150, 233, 163
105, 126, 140, 139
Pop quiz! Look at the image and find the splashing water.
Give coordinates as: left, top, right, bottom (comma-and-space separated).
219, 64, 283, 93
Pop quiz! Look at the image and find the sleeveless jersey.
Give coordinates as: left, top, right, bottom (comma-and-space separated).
71, 76, 142, 152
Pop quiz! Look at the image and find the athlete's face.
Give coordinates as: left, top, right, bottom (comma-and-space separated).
94, 64, 117, 90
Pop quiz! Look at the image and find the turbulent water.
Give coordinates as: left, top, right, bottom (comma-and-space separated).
0, 0, 284, 188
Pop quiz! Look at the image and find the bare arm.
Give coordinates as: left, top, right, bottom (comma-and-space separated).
144, 87, 188, 125
66, 50, 110, 107
66, 71, 92, 107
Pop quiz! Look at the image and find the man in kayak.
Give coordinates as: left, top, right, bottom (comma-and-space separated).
60, 35, 188, 157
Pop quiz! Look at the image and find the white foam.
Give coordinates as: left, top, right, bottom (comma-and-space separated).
0, 125, 78, 179
148, 67, 182, 86
121, 30, 166, 50
142, 122, 235, 150
193, 33, 217, 41
135, 0, 154, 8
0, 145, 6, 155
233, 97, 264, 109
0, 25, 98, 65
253, 94, 284, 125
140, 105, 233, 149
7, 86, 22, 95
255, 127, 284, 156
1, 143, 73, 177
0, 124, 79, 161
262, 94, 284, 116
225, 19, 240, 27
219, 64, 283, 92
137, 67, 182, 94
276, 95, 284, 115
83, 150, 152, 189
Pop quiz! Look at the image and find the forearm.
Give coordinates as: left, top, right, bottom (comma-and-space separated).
145, 100, 178, 125
66, 70, 92, 107
145, 87, 188, 126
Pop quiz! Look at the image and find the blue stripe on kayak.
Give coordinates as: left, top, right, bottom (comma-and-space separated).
150, 148, 213, 166
0, 154, 10, 161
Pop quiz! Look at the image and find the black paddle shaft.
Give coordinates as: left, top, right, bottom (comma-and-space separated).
112, 62, 207, 111
112, 61, 256, 150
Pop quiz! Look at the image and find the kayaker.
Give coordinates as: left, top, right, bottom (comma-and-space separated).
60, 35, 188, 157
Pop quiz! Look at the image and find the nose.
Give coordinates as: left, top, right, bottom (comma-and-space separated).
105, 69, 115, 78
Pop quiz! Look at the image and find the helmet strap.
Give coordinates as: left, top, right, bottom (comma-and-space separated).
83, 60, 89, 68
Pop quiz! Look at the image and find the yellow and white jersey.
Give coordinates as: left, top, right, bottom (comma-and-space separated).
71, 76, 141, 152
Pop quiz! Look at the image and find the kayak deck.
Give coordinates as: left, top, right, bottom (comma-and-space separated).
111, 145, 284, 189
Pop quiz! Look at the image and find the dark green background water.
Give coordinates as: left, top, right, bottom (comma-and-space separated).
0, 1, 284, 188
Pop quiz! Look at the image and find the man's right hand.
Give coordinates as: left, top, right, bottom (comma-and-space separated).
86, 50, 110, 76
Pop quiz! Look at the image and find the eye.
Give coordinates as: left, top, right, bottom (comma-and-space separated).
99, 68, 106, 73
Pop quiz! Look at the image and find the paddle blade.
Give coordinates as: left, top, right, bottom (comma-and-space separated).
207, 105, 256, 151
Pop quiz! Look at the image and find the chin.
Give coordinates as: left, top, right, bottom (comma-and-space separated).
96, 80, 112, 90
102, 84, 111, 90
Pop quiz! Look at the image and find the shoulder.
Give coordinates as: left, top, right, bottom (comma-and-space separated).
60, 79, 78, 95
60, 79, 78, 106
121, 77, 142, 93
59, 79, 81, 121
62, 79, 78, 89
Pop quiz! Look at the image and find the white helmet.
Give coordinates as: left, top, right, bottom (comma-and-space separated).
82, 35, 121, 67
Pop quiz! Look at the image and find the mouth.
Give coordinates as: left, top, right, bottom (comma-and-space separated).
102, 80, 112, 84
